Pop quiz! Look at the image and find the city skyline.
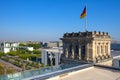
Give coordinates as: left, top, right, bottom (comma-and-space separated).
0, 0, 120, 41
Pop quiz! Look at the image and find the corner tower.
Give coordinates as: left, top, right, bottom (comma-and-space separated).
61, 31, 111, 63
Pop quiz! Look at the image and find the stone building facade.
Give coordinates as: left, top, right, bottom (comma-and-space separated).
61, 31, 111, 63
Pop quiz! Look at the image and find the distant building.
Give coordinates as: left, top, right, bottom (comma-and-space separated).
28, 41, 41, 44
61, 31, 111, 63
0, 42, 19, 53
42, 47, 63, 66
47, 41, 58, 48
20, 41, 41, 44
44, 41, 63, 48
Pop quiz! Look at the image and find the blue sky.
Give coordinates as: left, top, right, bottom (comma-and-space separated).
0, 0, 120, 42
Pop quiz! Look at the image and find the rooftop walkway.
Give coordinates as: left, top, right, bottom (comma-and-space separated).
48, 66, 120, 80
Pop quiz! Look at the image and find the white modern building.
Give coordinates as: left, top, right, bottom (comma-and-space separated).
19, 46, 34, 51
0, 41, 19, 53
42, 47, 63, 67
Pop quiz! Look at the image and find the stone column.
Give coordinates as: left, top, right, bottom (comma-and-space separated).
71, 46, 74, 59
103, 44, 105, 55
85, 43, 89, 61
96, 44, 99, 61
71, 48, 74, 59
93, 41, 97, 62
103, 43, 106, 58
97, 46, 99, 56
99, 43, 102, 57
105, 44, 107, 54
108, 41, 111, 58
96, 43, 101, 61
105, 44, 108, 58
78, 44, 81, 60
65, 48, 68, 58
100, 45, 101, 56
95, 42, 98, 60
101, 45, 105, 59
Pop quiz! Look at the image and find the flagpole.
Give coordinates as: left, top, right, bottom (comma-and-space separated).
85, 4, 87, 32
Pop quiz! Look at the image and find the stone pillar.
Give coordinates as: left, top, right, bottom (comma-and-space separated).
86, 43, 89, 61
99, 44, 101, 57
105, 43, 108, 58
108, 41, 111, 58
78, 44, 81, 60
93, 41, 96, 62
101, 45, 103, 59
97, 43, 101, 61
74, 45, 77, 59
65, 48, 68, 58
95, 42, 98, 60
103, 43, 105, 57
71, 46, 74, 59
101, 46, 103, 55
105, 45, 107, 54
102, 45, 105, 59
97, 45, 100, 57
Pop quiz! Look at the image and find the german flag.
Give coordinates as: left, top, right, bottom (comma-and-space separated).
80, 6, 86, 19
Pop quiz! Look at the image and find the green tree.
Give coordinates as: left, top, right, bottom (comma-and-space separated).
19, 43, 41, 49
19, 43, 26, 46
0, 52, 4, 58
7, 51, 18, 56
27, 43, 41, 49
33, 50, 41, 54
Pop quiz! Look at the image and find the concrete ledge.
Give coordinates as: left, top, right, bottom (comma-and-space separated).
47, 67, 94, 80
94, 64, 120, 70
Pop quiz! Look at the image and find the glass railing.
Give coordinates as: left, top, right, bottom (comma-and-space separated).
0, 62, 86, 80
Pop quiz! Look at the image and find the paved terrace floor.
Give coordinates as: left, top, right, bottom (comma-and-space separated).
48, 67, 120, 80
